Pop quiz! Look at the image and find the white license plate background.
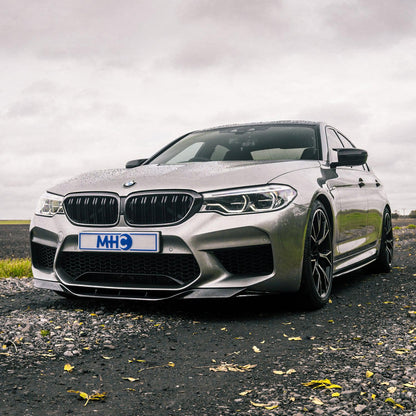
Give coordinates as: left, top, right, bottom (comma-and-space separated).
79, 232, 160, 252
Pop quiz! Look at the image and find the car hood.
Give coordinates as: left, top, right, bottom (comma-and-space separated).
48, 160, 320, 196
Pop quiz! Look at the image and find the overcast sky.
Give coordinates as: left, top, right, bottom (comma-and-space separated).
1, 0, 416, 219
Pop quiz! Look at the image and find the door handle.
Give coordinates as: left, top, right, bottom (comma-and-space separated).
358, 178, 365, 187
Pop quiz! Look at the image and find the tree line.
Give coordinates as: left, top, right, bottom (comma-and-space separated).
392, 210, 416, 219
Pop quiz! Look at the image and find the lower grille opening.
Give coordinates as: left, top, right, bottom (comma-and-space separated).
31, 242, 57, 270
211, 244, 274, 275
75, 272, 184, 288
56, 251, 200, 288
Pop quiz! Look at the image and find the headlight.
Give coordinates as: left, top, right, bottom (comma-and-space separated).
35, 192, 64, 217
201, 184, 297, 215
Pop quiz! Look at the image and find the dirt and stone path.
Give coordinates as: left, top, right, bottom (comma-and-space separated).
0, 223, 415, 415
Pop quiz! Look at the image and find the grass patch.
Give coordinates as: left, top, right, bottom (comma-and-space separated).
407, 224, 416, 229
0, 258, 33, 278
0, 220, 30, 225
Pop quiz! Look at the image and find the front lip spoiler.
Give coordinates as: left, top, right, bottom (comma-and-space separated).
33, 278, 246, 301
180, 288, 246, 299
34, 279, 63, 292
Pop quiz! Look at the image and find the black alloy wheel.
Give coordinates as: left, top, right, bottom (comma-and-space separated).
300, 200, 333, 309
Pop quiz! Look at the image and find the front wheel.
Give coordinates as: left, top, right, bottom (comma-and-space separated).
299, 201, 333, 309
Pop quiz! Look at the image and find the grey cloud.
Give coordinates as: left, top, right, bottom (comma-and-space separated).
174, 0, 416, 69
168, 40, 237, 70
3, 0, 415, 74
168, 2, 314, 70
0, 0, 177, 62
23, 80, 62, 94
183, 0, 284, 21
5, 100, 50, 118
324, 0, 416, 49
295, 102, 370, 133
375, 120, 416, 145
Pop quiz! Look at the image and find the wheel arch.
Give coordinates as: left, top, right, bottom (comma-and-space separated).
378, 204, 392, 240
300, 192, 334, 264
313, 193, 334, 229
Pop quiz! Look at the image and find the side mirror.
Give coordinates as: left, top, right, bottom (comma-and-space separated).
125, 159, 147, 169
330, 148, 368, 168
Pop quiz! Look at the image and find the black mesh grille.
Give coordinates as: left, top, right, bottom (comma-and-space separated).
31, 243, 56, 270
64, 195, 119, 225
125, 193, 195, 225
57, 251, 200, 288
211, 245, 274, 275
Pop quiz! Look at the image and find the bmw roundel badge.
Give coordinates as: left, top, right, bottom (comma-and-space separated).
123, 180, 136, 188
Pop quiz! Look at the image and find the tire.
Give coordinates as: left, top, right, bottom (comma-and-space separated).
370, 208, 393, 273
299, 200, 333, 309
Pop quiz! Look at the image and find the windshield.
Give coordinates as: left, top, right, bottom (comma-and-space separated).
149, 124, 320, 165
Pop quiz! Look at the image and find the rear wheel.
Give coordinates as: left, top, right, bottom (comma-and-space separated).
370, 208, 393, 273
299, 201, 333, 309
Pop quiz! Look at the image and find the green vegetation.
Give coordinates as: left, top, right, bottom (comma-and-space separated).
392, 224, 416, 231
0, 258, 33, 278
0, 220, 30, 225
409, 210, 416, 219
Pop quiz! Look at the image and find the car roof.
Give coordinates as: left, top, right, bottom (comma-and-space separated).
196, 120, 324, 133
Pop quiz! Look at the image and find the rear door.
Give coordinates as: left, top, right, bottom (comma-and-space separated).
337, 132, 384, 246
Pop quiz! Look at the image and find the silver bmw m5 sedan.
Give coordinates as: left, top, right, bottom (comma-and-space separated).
30, 121, 393, 308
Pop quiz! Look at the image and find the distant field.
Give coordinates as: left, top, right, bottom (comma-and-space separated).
0, 224, 31, 259
393, 217, 416, 227
0, 220, 30, 225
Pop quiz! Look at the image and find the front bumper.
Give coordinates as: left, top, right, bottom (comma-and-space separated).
30, 204, 309, 300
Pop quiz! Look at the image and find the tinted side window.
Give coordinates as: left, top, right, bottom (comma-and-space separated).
326, 128, 344, 162
337, 132, 355, 149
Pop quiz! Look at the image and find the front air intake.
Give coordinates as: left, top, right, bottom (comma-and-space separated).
211, 244, 274, 276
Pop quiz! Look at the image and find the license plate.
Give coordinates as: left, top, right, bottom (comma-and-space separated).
79, 232, 160, 252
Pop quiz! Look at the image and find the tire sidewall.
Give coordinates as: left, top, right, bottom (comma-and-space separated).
377, 209, 393, 272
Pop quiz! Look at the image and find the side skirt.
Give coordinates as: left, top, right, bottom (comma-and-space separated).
333, 244, 378, 277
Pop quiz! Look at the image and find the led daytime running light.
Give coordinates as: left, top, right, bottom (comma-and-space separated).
201, 185, 296, 215
35, 192, 64, 217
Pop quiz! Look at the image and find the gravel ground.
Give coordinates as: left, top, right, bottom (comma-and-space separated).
0, 224, 415, 415
0, 224, 31, 259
